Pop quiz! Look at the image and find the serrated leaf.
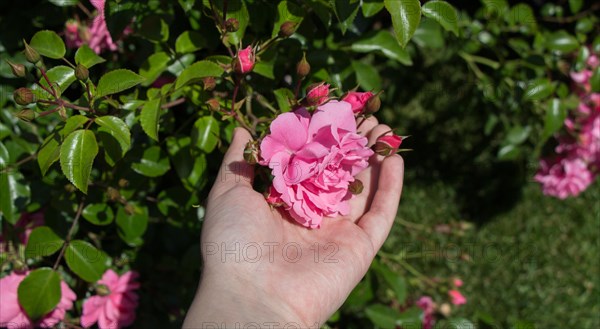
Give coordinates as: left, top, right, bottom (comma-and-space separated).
272, 1, 305, 38
116, 205, 148, 246
75, 45, 106, 68
140, 15, 169, 42
59, 129, 98, 194
0, 167, 31, 225
140, 99, 162, 141
274, 88, 295, 112
65, 240, 107, 282
95, 116, 131, 155
352, 60, 381, 91
524, 78, 554, 101
38, 115, 89, 175
175, 61, 224, 89
139, 52, 172, 86
362, 1, 385, 17
131, 145, 171, 177
333, 0, 360, 34
33, 66, 76, 99
96, 69, 145, 98
82, 203, 115, 226
421, 1, 459, 36
365, 304, 403, 328
192, 116, 220, 153
25, 226, 64, 258
384, 0, 421, 48
351, 30, 412, 65
17, 268, 61, 320
30, 30, 66, 59
373, 261, 407, 303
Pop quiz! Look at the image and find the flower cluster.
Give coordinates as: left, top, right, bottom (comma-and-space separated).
414, 278, 467, 329
535, 50, 599, 199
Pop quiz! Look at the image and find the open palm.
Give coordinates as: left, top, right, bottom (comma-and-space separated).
184, 117, 404, 327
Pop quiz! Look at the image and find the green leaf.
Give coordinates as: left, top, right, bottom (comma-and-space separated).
352, 61, 382, 91
365, 304, 403, 328
140, 99, 162, 141
65, 240, 108, 282
482, 0, 508, 16
25, 226, 64, 258
140, 15, 169, 42
274, 88, 295, 112
75, 45, 106, 68
569, 0, 583, 14
333, 0, 360, 34
176, 60, 224, 89
497, 144, 520, 160
506, 126, 531, 145
362, 0, 385, 17
272, 1, 305, 38
116, 205, 148, 246
139, 52, 172, 86
95, 116, 131, 163
222, 0, 249, 46
508, 3, 536, 29
30, 30, 66, 59
59, 129, 98, 194
49, 0, 78, 6
175, 31, 208, 54
82, 203, 115, 226
397, 307, 423, 326
351, 30, 412, 65
33, 66, 76, 98
542, 98, 567, 141
413, 18, 445, 49
546, 30, 579, 53
523, 78, 554, 101
192, 116, 220, 153
179, 0, 196, 11
0, 168, 31, 225
384, 0, 421, 48
421, 1, 458, 36
17, 268, 61, 320
131, 145, 171, 177
167, 136, 208, 191
254, 62, 275, 79
373, 261, 407, 303
446, 318, 476, 329
96, 69, 145, 98
591, 67, 600, 93
345, 274, 374, 308
0, 141, 8, 168
38, 115, 89, 175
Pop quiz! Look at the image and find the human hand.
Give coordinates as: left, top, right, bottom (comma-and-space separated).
183, 116, 404, 328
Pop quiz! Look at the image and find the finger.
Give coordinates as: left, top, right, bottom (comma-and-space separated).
349, 124, 393, 222
210, 127, 255, 198
357, 155, 404, 250
356, 115, 378, 137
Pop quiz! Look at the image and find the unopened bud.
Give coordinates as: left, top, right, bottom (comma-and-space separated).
233, 46, 255, 74
124, 203, 136, 215
15, 109, 36, 122
13, 88, 35, 105
23, 41, 40, 64
6, 60, 26, 78
118, 178, 129, 188
206, 98, 220, 112
225, 18, 240, 32
243, 140, 260, 165
278, 21, 297, 38
75, 63, 89, 81
202, 77, 216, 91
296, 53, 310, 78
107, 187, 121, 201
373, 134, 403, 156
306, 82, 330, 106
365, 91, 382, 114
348, 179, 364, 195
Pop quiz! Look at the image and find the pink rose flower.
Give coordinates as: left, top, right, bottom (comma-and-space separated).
14, 211, 44, 245
64, 20, 84, 49
415, 296, 436, 329
0, 271, 76, 328
373, 134, 402, 156
260, 100, 373, 228
305, 83, 330, 106
448, 289, 467, 306
453, 278, 463, 287
81, 270, 140, 329
88, 0, 118, 53
534, 156, 595, 199
342, 91, 374, 114
233, 46, 255, 74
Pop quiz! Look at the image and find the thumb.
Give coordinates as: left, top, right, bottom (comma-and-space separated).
210, 127, 256, 197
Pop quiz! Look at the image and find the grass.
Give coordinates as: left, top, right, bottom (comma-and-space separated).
383, 176, 600, 329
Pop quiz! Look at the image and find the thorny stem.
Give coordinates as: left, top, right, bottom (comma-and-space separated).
38, 99, 90, 112
161, 97, 186, 109
34, 81, 55, 98
53, 200, 85, 270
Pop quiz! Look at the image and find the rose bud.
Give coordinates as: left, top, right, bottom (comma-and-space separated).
206, 98, 221, 112
23, 41, 40, 64
365, 91, 382, 114
265, 186, 284, 207
118, 178, 129, 188
15, 109, 36, 122
202, 77, 216, 91
232, 46, 255, 74
342, 91, 374, 114
306, 82, 330, 106
373, 134, 403, 156
278, 21, 297, 38
6, 60, 26, 78
107, 187, 121, 201
13, 88, 35, 105
75, 63, 89, 81
296, 53, 310, 78
243, 140, 260, 165
225, 18, 239, 32
348, 179, 364, 195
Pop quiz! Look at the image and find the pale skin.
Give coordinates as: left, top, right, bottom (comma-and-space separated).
183, 116, 404, 328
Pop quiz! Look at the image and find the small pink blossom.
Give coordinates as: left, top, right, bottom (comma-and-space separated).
341, 91, 373, 114
305, 83, 330, 106
448, 290, 467, 306
0, 271, 76, 328
535, 156, 595, 199
588, 54, 599, 68
14, 211, 44, 245
415, 296, 436, 329
81, 269, 140, 329
233, 46, 255, 74
260, 100, 373, 228
373, 134, 402, 156
88, 0, 118, 53
453, 278, 463, 287
64, 20, 84, 49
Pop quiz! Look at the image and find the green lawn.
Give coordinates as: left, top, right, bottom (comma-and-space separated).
383, 176, 600, 328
